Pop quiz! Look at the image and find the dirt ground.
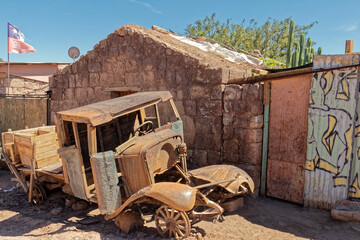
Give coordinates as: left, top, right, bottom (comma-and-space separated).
0, 170, 359, 240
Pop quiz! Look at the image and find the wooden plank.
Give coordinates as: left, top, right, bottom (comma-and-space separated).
70, 123, 91, 199
346, 40, 353, 54
169, 98, 181, 120
155, 104, 161, 128
3, 143, 17, 164
105, 87, 141, 92
72, 122, 81, 149
97, 126, 105, 152
87, 124, 97, 156
55, 118, 66, 147
35, 142, 58, 154
35, 149, 58, 161
33, 133, 57, 146
36, 155, 60, 168
260, 81, 270, 197
39, 161, 62, 173
58, 145, 88, 200
252, 69, 269, 75
14, 132, 57, 147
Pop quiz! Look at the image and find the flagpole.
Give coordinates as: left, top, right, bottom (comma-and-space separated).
7, 23, 10, 83
7, 53, 10, 80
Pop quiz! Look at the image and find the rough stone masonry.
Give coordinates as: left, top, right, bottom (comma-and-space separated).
49, 24, 264, 196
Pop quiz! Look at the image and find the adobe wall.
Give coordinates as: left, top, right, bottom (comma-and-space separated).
223, 84, 264, 196
0, 73, 49, 95
49, 25, 254, 167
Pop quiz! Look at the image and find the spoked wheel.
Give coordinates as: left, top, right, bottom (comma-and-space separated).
32, 182, 46, 205
155, 205, 190, 239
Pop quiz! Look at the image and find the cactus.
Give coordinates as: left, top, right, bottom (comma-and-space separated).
292, 42, 300, 67
307, 37, 312, 49
310, 48, 315, 62
317, 47, 322, 55
286, 19, 295, 68
293, 50, 299, 68
291, 51, 296, 67
304, 48, 310, 64
299, 34, 305, 65
285, 21, 321, 68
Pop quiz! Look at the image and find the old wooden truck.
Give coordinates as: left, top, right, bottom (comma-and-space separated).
1, 91, 254, 239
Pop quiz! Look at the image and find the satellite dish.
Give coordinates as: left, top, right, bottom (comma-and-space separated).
68, 46, 80, 61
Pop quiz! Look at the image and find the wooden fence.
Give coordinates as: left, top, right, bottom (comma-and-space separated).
0, 95, 48, 144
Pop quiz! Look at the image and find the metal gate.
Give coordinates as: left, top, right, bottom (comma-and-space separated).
266, 74, 312, 204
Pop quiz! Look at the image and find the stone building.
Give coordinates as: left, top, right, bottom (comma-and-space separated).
49, 25, 264, 195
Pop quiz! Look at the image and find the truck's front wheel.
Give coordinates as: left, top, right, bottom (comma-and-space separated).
155, 205, 190, 239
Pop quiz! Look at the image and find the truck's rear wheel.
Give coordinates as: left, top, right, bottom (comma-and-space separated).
155, 205, 190, 239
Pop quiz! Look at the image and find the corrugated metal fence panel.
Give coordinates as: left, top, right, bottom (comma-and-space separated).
304, 67, 359, 209
0, 97, 47, 141
267, 74, 312, 204
349, 79, 360, 200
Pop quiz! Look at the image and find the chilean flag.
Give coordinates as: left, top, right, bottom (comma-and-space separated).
8, 23, 36, 54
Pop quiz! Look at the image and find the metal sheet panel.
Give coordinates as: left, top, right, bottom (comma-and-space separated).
267, 74, 312, 204
313, 54, 360, 71
305, 67, 359, 209
91, 151, 122, 214
349, 81, 360, 200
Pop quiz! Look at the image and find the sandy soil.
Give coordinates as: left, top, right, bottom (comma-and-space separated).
1, 170, 359, 240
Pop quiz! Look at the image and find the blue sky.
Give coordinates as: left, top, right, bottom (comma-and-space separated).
1, 0, 359, 63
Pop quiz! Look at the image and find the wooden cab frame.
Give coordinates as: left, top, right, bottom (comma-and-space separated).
55, 91, 181, 202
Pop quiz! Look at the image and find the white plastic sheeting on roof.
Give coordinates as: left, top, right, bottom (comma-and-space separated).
170, 34, 262, 66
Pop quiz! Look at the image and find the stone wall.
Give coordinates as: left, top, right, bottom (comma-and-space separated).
223, 83, 264, 196
49, 25, 255, 167
0, 73, 48, 95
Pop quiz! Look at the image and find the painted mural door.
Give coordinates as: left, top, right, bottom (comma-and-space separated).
304, 67, 360, 209
267, 74, 312, 204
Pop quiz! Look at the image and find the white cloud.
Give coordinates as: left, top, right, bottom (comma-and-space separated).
335, 22, 358, 32
130, 0, 163, 14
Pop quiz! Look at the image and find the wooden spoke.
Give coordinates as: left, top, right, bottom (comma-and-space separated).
178, 225, 186, 230
176, 227, 185, 237
165, 206, 170, 217
155, 205, 190, 239
159, 210, 167, 219
174, 212, 181, 221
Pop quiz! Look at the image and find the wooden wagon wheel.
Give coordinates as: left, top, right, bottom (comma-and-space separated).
155, 205, 190, 239
31, 182, 46, 205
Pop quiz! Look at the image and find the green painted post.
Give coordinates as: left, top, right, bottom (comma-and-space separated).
260, 81, 271, 197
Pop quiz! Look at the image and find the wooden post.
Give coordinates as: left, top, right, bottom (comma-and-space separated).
345, 40, 353, 54
260, 81, 271, 197
28, 145, 36, 203
87, 124, 97, 156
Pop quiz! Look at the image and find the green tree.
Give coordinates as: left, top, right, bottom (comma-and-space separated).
186, 13, 318, 63
0, 58, 3, 62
